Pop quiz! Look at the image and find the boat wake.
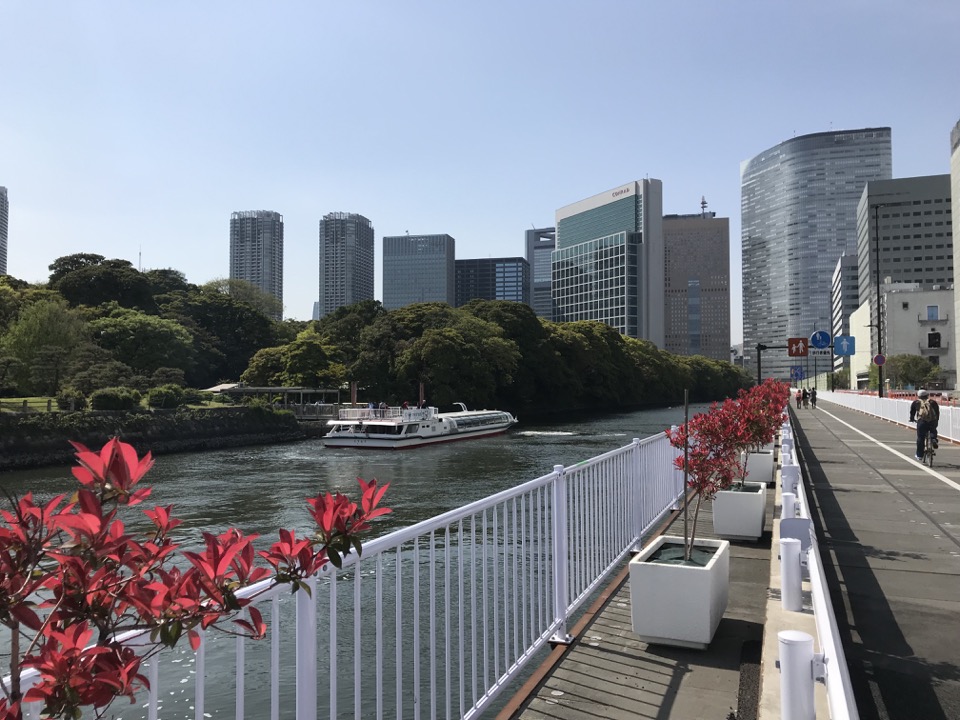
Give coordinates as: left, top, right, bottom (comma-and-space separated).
517, 430, 577, 437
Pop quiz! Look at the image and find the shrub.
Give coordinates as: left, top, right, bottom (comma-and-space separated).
90, 386, 143, 411
56, 386, 88, 412
181, 387, 207, 405
146, 384, 185, 409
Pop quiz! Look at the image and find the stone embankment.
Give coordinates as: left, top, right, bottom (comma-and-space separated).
0, 407, 306, 471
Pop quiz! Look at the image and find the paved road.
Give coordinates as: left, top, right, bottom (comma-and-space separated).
791, 401, 960, 720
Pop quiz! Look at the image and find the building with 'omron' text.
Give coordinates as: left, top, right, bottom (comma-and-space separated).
317, 212, 375, 320
382, 234, 456, 309
553, 179, 664, 345
663, 207, 730, 361
229, 210, 284, 319
741, 128, 892, 380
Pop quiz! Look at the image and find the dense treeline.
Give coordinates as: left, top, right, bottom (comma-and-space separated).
0, 255, 750, 414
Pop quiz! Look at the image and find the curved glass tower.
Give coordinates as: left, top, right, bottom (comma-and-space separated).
741, 128, 892, 380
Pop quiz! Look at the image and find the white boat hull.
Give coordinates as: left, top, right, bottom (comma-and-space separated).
321, 404, 517, 450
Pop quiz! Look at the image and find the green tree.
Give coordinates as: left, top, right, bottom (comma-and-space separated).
54, 259, 157, 312
203, 278, 283, 320
143, 268, 194, 296
241, 346, 287, 386
90, 307, 195, 375
159, 289, 281, 387
47, 253, 106, 285
1, 297, 89, 394
885, 354, 936, 389
31, 345, 73, 395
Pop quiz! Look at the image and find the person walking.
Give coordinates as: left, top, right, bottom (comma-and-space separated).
909, 389, 940, 460
796, 389, 803, 409
802, 388, 809, 408
810, 388, 818, 409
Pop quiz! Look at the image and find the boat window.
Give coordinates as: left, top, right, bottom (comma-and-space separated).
404, 424, 420, 434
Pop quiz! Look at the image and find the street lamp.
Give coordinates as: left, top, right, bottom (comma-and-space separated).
873, 203, 885, 398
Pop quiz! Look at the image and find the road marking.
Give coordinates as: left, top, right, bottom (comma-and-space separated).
817, 407, 960, 492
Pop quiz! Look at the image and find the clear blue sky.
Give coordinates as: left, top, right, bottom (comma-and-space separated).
3, 2, 958, 343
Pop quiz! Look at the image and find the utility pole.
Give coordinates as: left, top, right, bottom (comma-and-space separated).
874, 203, 885, 397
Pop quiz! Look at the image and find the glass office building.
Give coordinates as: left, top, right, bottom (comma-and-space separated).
663, 212, 730, 361
525, 227, 556, 320
382, 234, 456, 309
741, 128, 892, 379
553, 180, 664, 345
317, 212, 375, 320
229, 210, 284, 319
455, 257, 530, 307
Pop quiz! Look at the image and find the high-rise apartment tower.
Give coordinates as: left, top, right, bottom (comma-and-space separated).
741, 128, 892, 379
229, 210, 284, 319
317, 212, 375, 320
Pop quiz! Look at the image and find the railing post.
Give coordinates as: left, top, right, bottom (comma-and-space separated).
632, 438, 644, 551
296, 575, 318, 720
550, 465, 573, 645
780, 537, 802, 612
779, 630, 815, 720
670, 425, 682, 510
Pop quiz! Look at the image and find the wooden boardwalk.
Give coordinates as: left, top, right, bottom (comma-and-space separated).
498, 497, 774, 720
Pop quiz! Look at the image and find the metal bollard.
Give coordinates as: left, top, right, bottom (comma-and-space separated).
780, 537, 802, 612
781, 438, 793, 457
783, 491, 796, 519
782, 464, 800, 495
779, 630, 815, 720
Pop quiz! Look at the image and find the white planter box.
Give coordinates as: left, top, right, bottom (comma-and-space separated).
713, 482, 767, 540
629, 535, 730, 649
746, 449, 775, 485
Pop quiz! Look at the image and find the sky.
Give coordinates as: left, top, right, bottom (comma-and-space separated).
3, 1, 959, 344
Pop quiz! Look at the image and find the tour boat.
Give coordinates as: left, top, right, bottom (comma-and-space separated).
322, 403, 518, 449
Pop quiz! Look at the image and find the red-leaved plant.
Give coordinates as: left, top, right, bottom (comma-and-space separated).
666, 379, 790, 559
0, 438, 390, 720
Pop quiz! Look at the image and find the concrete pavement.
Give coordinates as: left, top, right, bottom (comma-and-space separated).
790, 400, 960, 720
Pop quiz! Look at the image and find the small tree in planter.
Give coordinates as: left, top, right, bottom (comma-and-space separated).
0, 438, 390, 719
729, 379, 791, 488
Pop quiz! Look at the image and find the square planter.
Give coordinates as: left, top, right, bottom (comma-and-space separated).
746, 449, 775, 485
713, 482, 767, 540
629, 535, 730, 649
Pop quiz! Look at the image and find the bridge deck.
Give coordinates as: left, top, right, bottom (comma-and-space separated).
500, 399, 960, 720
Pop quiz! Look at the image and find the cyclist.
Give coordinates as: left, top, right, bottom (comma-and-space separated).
909, 389, 940, 461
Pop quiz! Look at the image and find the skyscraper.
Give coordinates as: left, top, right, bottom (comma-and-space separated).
455, 257, 530, 307
229, 210, 284, 319
382, 234, 456, 309
317, 212, 375, 320
525, 227, 556, 320
741, 128, 892, 379
663, 208, 730, 361
553, 180, 664, 345
855, 175, 953, 358
0, 187, 8, 276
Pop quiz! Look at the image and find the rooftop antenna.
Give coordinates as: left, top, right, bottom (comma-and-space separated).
138, 245, 142, 272
701, 196, 708, 218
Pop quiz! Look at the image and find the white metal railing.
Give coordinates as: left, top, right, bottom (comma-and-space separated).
781, 420, 859, 720
10, 432, 683, 720
817, 390, 960, 442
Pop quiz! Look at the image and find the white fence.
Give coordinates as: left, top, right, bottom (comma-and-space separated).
780, 421, 858, 720
11, 432, 683, 720
817, 390, 960, 441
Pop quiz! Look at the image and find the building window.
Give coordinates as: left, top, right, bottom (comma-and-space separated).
926, 305, 939, 321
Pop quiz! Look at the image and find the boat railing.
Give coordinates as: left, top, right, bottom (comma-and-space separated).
8, 432, 684, 720
337, 406, 433, 422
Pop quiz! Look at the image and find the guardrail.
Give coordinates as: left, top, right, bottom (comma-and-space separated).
779, 420, 859, 720
9, 432, 683, 720
817, 390, 960, 442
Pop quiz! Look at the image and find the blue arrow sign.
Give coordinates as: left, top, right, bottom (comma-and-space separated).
834, 335, 855, 356
810, 330, 831, 349
790, 366, 805, 381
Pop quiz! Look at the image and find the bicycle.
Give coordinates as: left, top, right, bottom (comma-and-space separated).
921, 428, 936, 467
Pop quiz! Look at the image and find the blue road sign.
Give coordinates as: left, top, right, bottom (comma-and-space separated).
834, 335, 855, 356
790, 366, 805, 381
810, 330, 831, 349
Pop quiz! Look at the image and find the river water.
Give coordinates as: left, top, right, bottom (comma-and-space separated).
0, 404, 700, 718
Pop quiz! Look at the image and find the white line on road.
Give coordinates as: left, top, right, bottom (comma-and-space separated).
817, 407, 960, 493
